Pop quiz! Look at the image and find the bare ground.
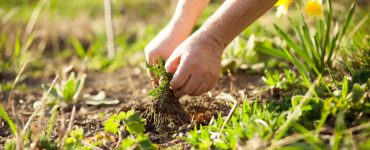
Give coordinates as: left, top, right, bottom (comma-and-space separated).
0, 66, 264, 148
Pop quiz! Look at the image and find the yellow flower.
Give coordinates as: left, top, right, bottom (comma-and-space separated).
275, 0, 294, 17
305, 0, 323, 16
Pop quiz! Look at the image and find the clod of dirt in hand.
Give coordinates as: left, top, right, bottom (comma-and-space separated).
142, 58, 190, 133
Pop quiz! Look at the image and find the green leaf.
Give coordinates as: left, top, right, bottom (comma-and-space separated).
118, 112, 126, 121
137, 134, 157, 150
126, 122, 145, 135
0, 104, 17, 136
255, 44, 289, 60
63, 79, 77, 102
274, 24, 309, 63
119, 137, 136, 150
39, 135, 58, 150
348, 83, 366, 103
104, 119, 120, 134
340, 3, 356, 42
215, 141, 229, 149
291, 95, 304, 108
70, 38, 86, 58
4, 139, 16, 150
125, 110, 142, 123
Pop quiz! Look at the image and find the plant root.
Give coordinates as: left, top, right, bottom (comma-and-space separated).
143, 89, 190, 133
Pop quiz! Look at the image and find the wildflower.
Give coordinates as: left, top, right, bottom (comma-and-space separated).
305, 0, 323, 16
275, 0, 294, 17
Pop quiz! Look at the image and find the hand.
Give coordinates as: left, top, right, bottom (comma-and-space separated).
165, 31, 223, 97
145, 25, 189, 84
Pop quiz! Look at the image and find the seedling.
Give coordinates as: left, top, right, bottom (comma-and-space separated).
103, 111, 157, 150
41, 72, 86, 107
103, 110, 145, 135
143, 58, 190, 133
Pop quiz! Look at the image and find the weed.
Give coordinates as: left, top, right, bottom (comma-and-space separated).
143, 58, 190, 133
103, 110, 145, 135
64, 127, 86, 149
103, 111, 157, 150
42, 72, 86, 106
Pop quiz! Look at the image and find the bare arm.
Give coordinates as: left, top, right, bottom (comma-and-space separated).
165, 0, 277, 97
145, 0, 209, 66
168, 0, 210, 41
197, 0, 277, 55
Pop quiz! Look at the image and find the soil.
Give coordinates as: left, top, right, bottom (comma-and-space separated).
0, 66, 264, 148
143, 87, 191, 133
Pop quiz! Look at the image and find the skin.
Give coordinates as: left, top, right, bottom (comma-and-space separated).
145, 0, 277, 97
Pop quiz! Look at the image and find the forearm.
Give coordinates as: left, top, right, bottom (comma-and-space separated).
168, 0, 210, 37
196, 0, 277, 54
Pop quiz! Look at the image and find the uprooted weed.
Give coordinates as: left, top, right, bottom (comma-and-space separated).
143, 58, 190, 133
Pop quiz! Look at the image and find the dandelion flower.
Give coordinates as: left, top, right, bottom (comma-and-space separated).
275, 0, 294, 17
305, 0, 323, 17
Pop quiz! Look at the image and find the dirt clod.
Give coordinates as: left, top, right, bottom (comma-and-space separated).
143, 88, 190, 133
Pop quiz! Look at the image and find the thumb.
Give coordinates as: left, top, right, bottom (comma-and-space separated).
165, 53, 181, 73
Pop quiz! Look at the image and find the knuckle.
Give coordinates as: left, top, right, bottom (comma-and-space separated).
182, 87, 191, 95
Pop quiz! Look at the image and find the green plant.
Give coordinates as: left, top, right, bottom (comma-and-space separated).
222, 35, 258, 73
103, 110, 145, 135
262, 69, 298, 90
118, 134, 157, 150
0, 104, 18, 137
39, 135, 58, 150
103, 111, 157, 150
0, 104, 20, 150
186, 100, 290, 149
146, 57, 172, 99
257, 0, 356, 78
143, 58, 190, 133
64, 127, 87, 149
44, 72, 86, 105
4, 139, 16, 150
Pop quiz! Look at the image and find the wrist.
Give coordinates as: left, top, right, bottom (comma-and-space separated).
193, 28, 227, 58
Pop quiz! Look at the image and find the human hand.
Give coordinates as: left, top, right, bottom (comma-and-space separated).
145, 25, 189, 85
165, 31, 224, 97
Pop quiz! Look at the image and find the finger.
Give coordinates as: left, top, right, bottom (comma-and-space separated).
170, 62, 191, 90
206, 81, 217, 92
146, 69, 158, 86
175, 75, 202, 97
165, 52, 181, 73
191, 82, 210, 96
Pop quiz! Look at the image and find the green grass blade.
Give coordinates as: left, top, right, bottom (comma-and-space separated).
255, 44, 289, 61
70, 38, 86, 58
293, 123, 322, 148
323, 2, 332, 58
46, 105, 58, 137
0, 104, 18, 136
274, 25, 308, 57
339, 3, 356, 42
317, 20, 325, 62
282, 48, 309, 81
301, 18, 321, 70
289, 18, 313, 61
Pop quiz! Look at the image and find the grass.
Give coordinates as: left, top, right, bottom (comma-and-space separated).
0, 0, 369, 149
